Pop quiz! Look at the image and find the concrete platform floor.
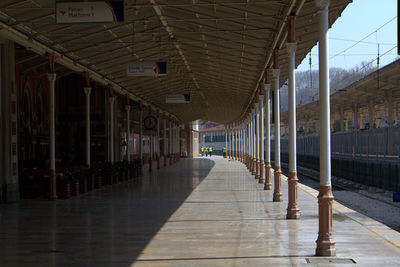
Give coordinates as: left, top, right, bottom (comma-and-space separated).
1, 157, 400, 266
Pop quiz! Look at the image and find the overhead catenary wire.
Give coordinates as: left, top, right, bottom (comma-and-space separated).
330, 16, 397, 60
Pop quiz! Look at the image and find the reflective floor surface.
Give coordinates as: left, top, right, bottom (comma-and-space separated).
1, 157, 400, 266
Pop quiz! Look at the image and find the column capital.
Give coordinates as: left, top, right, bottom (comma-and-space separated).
264, 83, 271, 92
259, 94, 264, 102
125, 105, 131, 111
84, 87, 91, 95
286, 42, 297, 55
47, 73, 57, 82
271, 68, 280, 78
108, 96, 115, 104
315, 0, 329, 9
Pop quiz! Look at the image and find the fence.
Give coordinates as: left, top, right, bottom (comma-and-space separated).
272, 127, 400, 192
275, 127, 400, 160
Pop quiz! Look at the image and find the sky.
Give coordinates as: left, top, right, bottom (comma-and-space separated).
296, 0, 398, 72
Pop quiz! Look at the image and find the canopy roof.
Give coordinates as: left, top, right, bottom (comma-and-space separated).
284, 59, 400, 124
0, 0, 351, 123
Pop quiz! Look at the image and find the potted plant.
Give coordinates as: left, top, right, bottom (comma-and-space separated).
74, 167, 88, 194
56, 172, 71, 199
93, 165, 102, 188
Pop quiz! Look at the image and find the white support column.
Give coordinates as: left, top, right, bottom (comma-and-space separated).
368, 99, 374, 129
255, 101, 260, 179
169, 121, 172, 165
248, 118, 251, 167
139, 109, 143, 168
163, 119, 167, 166
252, 110, 255, 171
235, 124, 239, 160
239, 125, 242, 161
225, 128, 228, 158
353, 103, 359, 131
157, 116, 160, 169
287, 40, 300, 219
387, 91, 393, 128
84, 87, 91, 167
316, 0, 336, 256
125, 105, 131, 162
259, 93, 265, 184
264, 83, 272, 190
109, 96, 115, 164
230, 125, 233, 159
339, 106, 344, 132
48, 73, 57, 200
250, 110, 254, 172
272, 67, 283, 202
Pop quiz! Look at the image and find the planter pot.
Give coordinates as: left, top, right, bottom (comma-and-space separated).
72, 180, 79, 196
57, 180, 71, 199
79, 179, 88, 193
87, 176, 95, 191
95, 176, 102, 188
106, 174, 118, 185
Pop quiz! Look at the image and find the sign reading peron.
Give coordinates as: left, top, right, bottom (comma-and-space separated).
56, 1, 124, 24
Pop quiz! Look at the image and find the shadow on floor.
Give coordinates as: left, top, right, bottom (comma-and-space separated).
0, 158, 215, 267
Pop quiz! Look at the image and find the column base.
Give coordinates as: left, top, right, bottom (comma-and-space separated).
315, 186, 336, 256
259, 162, 264, 184
164, 156, 167, 167
286, 172, 300, 219
273, 166, 283, 202
252, 159, 257, 176
264, 162, 272, 190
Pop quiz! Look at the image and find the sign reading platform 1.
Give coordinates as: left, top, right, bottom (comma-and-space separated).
126, 61, 167, 76
56, 1, 124, 24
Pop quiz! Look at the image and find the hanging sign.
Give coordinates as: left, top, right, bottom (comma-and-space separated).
56, 1, 124, 24
126, 61, 167, 76
166, 94, 191, 104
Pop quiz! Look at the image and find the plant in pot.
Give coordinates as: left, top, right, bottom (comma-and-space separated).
92, 165, 103, 188
74, 167, 89, 194
56, 172, 71, 199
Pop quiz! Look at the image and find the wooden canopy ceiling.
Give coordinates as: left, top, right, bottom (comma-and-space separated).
0, 0, 351, 123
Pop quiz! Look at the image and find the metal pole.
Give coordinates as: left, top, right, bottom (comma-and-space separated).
287, 40, 300, 219
48, 73, 57, 200
255, 102, 260, 179
259, 93, 265, 184
272, 67, 283, 202
109, 97, 115, 164
264, 83, 272, 190
126, 105, 131, 162
315, 0, 336, 256
84, 87, 91, 167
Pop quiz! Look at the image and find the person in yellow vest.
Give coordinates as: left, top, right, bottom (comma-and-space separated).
205, 146, 209, 157
222, 147, 226, 158
209, 147, 213, 157
200, 146, 205, 157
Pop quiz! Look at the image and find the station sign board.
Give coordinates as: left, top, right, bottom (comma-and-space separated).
166, 94, 191, 104
126, 61, 167, 76
56, 1, 124, 24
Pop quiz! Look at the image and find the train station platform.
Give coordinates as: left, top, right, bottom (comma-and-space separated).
1, 157, 400, 266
